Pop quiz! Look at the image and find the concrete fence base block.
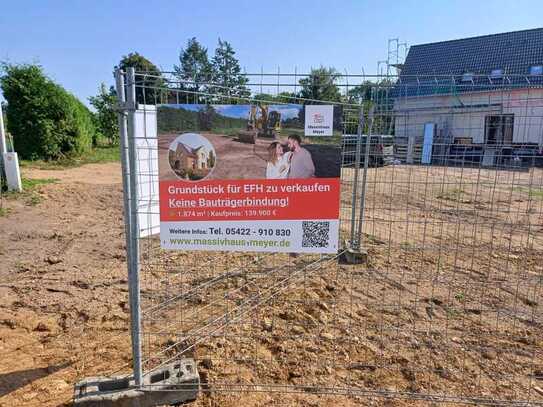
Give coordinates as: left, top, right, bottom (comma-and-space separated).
341, 240, 368, 264
74, 359, 199, 407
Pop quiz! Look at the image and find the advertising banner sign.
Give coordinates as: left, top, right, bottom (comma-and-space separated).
304, 105, 334, 136
158, 104, 341, 253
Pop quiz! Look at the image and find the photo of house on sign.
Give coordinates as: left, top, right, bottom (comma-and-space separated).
168, 133, 216, 181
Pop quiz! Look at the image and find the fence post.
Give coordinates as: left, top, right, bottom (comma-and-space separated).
114, 70, 131, 240
0, 102, 7, 183
114, 68, 141, 384
0, 102, 6, 156
349, 108, 364, 246
356, 106, 374, 249
125, 67, 143, 386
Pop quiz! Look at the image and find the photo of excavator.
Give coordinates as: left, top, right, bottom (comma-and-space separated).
238, 104, 281, 144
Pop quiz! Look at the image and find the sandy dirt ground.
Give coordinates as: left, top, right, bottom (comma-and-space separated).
0, 162, 131, 407
0, 162, 542, 406
22, 163, 122, 185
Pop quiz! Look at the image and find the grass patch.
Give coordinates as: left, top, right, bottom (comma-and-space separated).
3, 177, 59, 208
20, 145, 120, 170
21, 177, 58, 189
0, 206, 11, 217
513, 186, 543, 200
304, 131, 343, 145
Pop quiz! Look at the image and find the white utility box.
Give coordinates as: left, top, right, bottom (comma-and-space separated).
3, 152, 22, 192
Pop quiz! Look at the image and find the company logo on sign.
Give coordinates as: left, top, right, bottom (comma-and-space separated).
313, 113, 325, 124
305, 105, 334, 137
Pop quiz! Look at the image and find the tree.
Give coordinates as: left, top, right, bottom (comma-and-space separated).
0, 63, 95, 160
370, 79, 395, 134
253, 93, 276, 102
275, 91, 297, 102
343, 79, 395, 134
1, 100, 6, 133
174, 37, 212, 101
207, 149, 216, 168
197, 105, 217, 131
298, 66, 342, 103
89, 83, 119, 145
346, 81, 373, 104
118, 52, 165, 104
210, 39, 249, 100
253, 91, 296, 103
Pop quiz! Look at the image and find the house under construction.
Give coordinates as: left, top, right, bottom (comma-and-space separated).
393, 28, 543, 166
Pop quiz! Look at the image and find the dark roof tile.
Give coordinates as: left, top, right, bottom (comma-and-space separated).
397, 28, 543, 96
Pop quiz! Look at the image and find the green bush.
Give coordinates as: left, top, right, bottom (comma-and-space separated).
0, 63, 96, 160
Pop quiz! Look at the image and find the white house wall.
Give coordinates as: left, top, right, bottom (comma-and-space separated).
394, 88, 543, 145
504, 88, 543, 144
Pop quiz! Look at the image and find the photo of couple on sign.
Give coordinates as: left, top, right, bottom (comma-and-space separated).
265, 134, 315, 179
157, 103, 341, 182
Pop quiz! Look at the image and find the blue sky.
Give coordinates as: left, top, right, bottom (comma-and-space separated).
170, 133, 214, 153
1, 0, 542, 106
211, 105, 249, 119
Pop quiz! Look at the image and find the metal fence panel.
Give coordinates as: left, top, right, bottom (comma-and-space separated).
115, 70, 543, 406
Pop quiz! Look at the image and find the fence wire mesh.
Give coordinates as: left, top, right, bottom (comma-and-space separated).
114, 70, 543, 406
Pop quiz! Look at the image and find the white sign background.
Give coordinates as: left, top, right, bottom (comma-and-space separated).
304, 105, 334, 136
135, 105, 160, 238
161, 220, 339, 253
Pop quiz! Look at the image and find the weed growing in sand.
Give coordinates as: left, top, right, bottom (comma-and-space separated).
26, 194, 42, 206
446, 306, 461, 319
454, 292, 465, 302
436, 188, 467, 202
399, 241, 415, 250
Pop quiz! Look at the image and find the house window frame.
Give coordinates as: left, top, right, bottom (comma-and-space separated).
484, 114, 514, 145
462, 72, 474, 82
490, 68, 504, 79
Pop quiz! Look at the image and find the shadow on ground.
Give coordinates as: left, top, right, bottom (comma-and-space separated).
0, 361, 71, 398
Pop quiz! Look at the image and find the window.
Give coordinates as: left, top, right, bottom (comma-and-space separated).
530, 65, 543, 75
462, 72, 474, 82
490, 69, 503, 79
485, 115, 514, 145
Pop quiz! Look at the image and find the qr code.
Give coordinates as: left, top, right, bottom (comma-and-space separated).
302, 221, 330, 248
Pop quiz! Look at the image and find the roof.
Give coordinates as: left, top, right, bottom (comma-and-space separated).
397, 28, 543, 97
174, 142, 198, 158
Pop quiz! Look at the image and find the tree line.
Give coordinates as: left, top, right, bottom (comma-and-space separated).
0, 37, 389, 160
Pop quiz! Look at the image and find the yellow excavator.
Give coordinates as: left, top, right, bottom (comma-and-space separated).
239, 104, 281, 144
